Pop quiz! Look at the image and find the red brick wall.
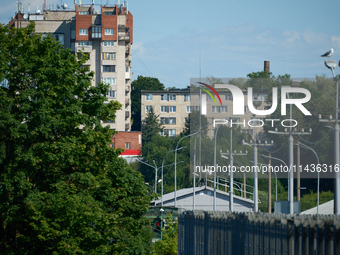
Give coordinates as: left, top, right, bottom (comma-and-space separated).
75, 5, 93, 41
126, 12, 133, 44
112, 132, 142, 155
101, 6, 118, 41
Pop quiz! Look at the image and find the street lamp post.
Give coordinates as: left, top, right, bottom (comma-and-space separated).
296, 142, 320, 214
242, 138, 273, 212
213, 124, 222, 211
261, 154, 288, 202
137, 159, 159, 193
319, 58, 340, 214
161, 147, 185, 206
174, 122, 213, 207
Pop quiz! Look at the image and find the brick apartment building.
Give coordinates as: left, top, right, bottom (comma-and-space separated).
10, 0, 132, 132
111, 131, 142, 162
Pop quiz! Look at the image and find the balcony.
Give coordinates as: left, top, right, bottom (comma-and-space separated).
91, 26, 102, 39
125, 123, 129, 131
125, 111, 130, 118
125, 99, 130, 106
118, 24, 130, 30
125, 85, 130, 92
118, 35, 130, 41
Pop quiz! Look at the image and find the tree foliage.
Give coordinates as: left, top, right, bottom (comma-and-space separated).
0, 23, 153, 254
153, 214, 178, 255
131, 76, 164, 131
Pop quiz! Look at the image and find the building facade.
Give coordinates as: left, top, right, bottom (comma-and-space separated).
10, 1, 132, 131
141, 87, 270, 137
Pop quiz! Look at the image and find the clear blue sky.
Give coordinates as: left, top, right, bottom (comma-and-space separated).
1, 0, 340, 88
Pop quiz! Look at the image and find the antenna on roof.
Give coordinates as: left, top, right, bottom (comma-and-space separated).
36, 4, 41, 14
43, 0, 46, 11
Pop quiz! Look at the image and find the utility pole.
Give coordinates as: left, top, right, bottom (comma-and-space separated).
220, 149, 247, 211
243, 140, 273, 212
268, 128, 311, 214
268, 153, 272, 213
297, 140, 301, 201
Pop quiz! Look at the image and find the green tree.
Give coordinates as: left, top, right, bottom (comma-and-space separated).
300, 190, 334, 212
131, 76, 165, 131
0, 23, 153, 254
142, 107, 163, 147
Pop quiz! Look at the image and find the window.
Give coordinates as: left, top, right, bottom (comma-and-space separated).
71, 42, 75, 52
104, 11, 115, 15
78, 41, 92, 47
220, 106, 228, 113
71, 30, 76, 39
169, 94, 176, 101
207, 95, 214, 101
212, 106, 219, 113
125, 66, 129, 72
145, 94, 153, 101
145, 105, 153, 113
102, 78, 116, 85
125, 142, 131, 149
79, 29, 88, 35
161, 94, 168, 101
103, 65, 115, 72
169, 106, 176, 113
212, 106, 227, 113
105, 90, 116, 98
186, 106, 192, 113
169, 129, 176, 136
102, 52, 116, 60
161, 106, 168, 112
225, 94, 233, 101
77, 52, 90, 60
160, 117, 176, 124
161, 129, 176, 136
79, 11, 89, 15
105, 29, 114, 35
103, 41, 115, 46
184, 94, 191, 101
53, 34, 64, 45
169, 117, 176, 124
109, 143, 115, 148
92, 26, 101, 38
160, 117, 167, 124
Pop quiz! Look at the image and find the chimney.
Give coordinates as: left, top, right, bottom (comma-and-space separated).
264, 60, 270, 73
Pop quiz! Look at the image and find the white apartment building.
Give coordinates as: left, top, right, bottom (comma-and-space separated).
141, 87, 270, 137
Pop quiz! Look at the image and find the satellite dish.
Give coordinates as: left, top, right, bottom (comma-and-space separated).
63, 3, 68, 9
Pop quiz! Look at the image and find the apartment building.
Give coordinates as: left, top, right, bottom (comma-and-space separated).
141, 87, 269, 137
10, 1, 132, 131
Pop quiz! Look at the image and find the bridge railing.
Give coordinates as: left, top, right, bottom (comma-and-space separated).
178, 210, 340, 255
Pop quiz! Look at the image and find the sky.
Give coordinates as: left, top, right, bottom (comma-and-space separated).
1, 0, 340, 88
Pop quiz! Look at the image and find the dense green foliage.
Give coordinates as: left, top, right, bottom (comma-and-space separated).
153, 214, 178, 255
0, 23, 153, 254
131, 76, 165, 131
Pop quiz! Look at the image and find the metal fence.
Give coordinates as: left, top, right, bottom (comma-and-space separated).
178, 210, 340, 255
